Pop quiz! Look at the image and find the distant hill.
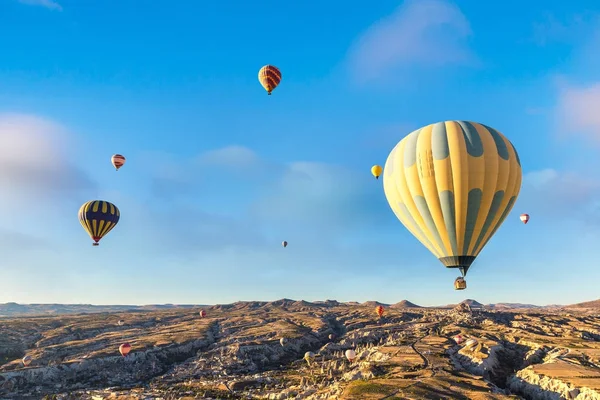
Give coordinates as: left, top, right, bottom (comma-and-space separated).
565, 299, 600, 309
461, 299, 484, 308
362, 301, 389, 308
488, 303, 542, 310
0, 302, 206, 318
391, 300, 422, 308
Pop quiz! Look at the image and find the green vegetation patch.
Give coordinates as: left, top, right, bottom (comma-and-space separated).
346, 381, 395, 396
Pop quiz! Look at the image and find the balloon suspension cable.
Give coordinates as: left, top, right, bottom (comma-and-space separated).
459, 266, 468, 277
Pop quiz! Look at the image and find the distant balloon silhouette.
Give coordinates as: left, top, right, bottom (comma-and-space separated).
22, 355, 32, 366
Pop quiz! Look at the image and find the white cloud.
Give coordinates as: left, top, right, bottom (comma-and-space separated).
250, 161, 384, 232
556, 82, 600, 144
196, 145, 262, 169
518, 168, 600, 223
0, 114, 94, 208
143, 147, 393, 250
347, 0, 476, 83
18, 0, 62, 11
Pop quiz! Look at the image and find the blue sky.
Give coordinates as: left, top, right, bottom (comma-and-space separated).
1, 0, 600, 306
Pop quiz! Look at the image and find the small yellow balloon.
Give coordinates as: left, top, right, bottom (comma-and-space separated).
371, 165, 383, 179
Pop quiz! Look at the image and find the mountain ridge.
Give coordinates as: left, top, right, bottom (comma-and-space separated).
0, 298, 596, 317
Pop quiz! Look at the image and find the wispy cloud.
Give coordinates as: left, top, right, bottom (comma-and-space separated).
347, 0, 476, 84
518, 168, 600, 225
556, 82, 600, 145
18, 0, 62, 11
529, 12, 597, 46
136, 145, 394, 254
0, 114, 94, 209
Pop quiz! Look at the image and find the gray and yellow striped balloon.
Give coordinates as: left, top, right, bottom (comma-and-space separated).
383, 121, 522, 277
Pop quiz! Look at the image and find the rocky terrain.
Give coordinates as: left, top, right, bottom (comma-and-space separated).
1, 299, 600, 399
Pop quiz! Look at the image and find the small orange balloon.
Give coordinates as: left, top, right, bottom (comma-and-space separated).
258, 65, 282, 95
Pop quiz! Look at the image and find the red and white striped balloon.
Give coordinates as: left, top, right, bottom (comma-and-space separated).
520, 214, 529, 224
111, 154, 126, 171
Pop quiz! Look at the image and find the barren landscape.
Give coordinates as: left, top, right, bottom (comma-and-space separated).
1, 299, 600, 400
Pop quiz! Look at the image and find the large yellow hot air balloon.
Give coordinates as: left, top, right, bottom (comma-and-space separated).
383, 121, 522, 289
258, 65, 281, 95
78, 200, 120, 246
371, 165, 383, 179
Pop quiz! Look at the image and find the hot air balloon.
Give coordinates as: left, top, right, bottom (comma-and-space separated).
383, 121, 522, 289
111, 154, 126, 171
304, 351, 315, 366
78, 200, 120, 246
199, 310, 206, 318
22, 355, 32, 366
119, 343, 132, 357
371, 165, 383, 179
345, 349, 356, 362
117, 320, 124, 326
258, 65, 281, 95
375, 305, 384, 318
453, 335, 464, 344
280, 337, 287, 346
328, 334, 335, 341
282, 241, 288, 248
520, 214, 529, 224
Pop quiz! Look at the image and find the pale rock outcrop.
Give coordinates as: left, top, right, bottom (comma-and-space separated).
507, 366, 600, 400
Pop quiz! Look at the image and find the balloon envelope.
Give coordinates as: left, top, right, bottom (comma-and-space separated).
111, 154, 126, 170
78, 200, 120, 245
375, 305, 384, 317
119, 343, 131, 356
258, 65, 281, 95
345, 349, 356, 362
371, 165, 383, 179
22, 355, 32, 366
383, 121, 522, 278
520, 214, 529, 224
282, 241, 288, 248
